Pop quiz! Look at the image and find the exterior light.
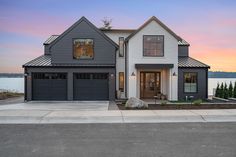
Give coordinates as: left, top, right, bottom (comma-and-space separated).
131, 72, 136, 76
24, 73, 28, 77
173, 72, 177, 76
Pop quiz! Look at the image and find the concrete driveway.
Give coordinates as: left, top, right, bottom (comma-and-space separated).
0, 101, 109, 111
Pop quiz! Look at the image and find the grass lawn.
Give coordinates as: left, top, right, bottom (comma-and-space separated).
0, 91, 24, 100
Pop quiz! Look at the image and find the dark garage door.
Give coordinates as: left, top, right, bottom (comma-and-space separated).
74, 73, 109, 100
32, 73, 67, 100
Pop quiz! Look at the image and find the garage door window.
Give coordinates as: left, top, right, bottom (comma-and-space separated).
75, 73, 108, 79
33, 73, 67, 79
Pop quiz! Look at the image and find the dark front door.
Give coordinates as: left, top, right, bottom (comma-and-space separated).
32, 73, 67, 100
73, 73, 109, 100
140, 72, 161, 98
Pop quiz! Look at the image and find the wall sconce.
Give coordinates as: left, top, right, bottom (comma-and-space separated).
131, 72, 136, 76
173, 72, 177, 76
24, 73, 29, 77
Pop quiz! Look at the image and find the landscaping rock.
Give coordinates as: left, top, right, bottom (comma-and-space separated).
125, 97, 148, 109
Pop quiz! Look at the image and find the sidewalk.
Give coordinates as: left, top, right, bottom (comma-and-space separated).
0, 109, 235, 124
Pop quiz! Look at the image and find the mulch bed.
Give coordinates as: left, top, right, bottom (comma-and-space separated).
117, 103, 236, 110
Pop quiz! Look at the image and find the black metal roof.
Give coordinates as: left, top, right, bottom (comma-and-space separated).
178, 57, 210, 68
23, 55, 209, 69
135, 64, 174, 69
23, 55, 115, 67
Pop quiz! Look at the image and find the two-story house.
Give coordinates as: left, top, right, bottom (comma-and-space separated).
23, 16, 210, 101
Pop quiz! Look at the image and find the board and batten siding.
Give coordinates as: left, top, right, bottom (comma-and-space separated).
50, 20, 116, 65
127, 20, 179, 100
178, 68, 208, 100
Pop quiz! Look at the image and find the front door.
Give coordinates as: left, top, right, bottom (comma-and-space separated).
140, 72, 161, 98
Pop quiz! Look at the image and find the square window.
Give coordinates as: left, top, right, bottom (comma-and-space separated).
73, 39, 94, 59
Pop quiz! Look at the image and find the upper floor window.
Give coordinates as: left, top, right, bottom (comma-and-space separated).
143, 35, 164, 57
119, 37, 124, 57
184, 72, 197, 93
73, 39, 94, 59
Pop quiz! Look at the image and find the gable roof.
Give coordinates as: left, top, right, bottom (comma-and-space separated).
48, 16, 118, 48
125, 16, 182, 42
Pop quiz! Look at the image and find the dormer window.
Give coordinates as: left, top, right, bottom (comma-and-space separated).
143, 35, 164, 57
73, 39, 94, 59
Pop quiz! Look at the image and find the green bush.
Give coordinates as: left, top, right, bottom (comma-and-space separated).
219, 82, 224, 98
215, 83, 220, 97
228, 82, 233, 98
160, 100, 167, 105
193, 99, 202, 105
223, 83, 229, 99
234, 82, 236, 98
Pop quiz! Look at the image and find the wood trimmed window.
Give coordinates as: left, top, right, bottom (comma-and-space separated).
143, 35, 164, 57
73, 39, 94, 59
119, 37, 124, 57
119, 72, 124, 92
184, 72, 197, 93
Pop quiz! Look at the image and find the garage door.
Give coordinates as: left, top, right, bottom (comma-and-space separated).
32, 73, 67, 100
74, 73, 109, 100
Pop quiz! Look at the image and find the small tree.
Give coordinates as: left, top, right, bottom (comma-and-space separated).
223, 83, 229, 99
215, 83, 220, 97
101, 17, 112, 30
234, 81, 236, 98
228, 81, 233, 98
219, 82, 224, 98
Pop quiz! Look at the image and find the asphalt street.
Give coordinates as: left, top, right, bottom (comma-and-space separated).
0, 123, 235, 157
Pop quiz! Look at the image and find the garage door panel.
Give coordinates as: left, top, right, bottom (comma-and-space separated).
73, 73, 109, 100
32, 73, 67, 100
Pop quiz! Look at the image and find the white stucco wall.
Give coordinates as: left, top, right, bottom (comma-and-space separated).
127, 20, 178, 100
103, 32, 131, 98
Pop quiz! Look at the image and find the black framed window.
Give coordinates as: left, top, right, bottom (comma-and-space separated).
143, 35, 164, 57
119, 37, 124, 57
119, 72, 124, 92
73, 39, 94, 59
184, 73, 197, 93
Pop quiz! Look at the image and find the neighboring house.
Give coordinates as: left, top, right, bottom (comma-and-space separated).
23, 16, 210, 101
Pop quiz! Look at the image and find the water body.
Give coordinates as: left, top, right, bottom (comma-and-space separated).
0, 78, 235, 95
0, 78, 24, 93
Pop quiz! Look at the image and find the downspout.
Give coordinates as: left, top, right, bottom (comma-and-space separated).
125, 41, 128, 98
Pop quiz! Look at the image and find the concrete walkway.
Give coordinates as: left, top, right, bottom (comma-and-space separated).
0, 108, 235, 124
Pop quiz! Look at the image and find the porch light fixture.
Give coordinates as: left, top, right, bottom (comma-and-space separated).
24, 73, 29, 77
131, 72, 136, 76
173, 72, 177, 76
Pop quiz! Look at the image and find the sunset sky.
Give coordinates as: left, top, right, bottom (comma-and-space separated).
0, 0, 236, 73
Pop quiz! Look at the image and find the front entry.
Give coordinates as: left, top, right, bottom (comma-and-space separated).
140, 72, 161, 98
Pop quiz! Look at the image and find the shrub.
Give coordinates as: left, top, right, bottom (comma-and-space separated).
223, 83, 229, 99
228, 81, 233, 98
193, 99, 202, 105
215, 83, 220, 97
160, 100, 167, 105
219, 82, 224, 98
234, 82, 236, 98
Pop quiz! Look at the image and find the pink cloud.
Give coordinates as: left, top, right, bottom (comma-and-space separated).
0, 11, 73, 38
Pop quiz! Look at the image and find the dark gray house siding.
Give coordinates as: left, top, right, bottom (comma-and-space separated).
25, 67, 116, 101
23, 17, 118, 101
178, 68, 208, 100
50, 18, 117, 65
178, 45, 189, 57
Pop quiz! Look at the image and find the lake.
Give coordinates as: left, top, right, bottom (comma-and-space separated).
0, 77, 236, 95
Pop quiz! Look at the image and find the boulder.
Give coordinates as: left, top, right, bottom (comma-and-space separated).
125, 97, 148, 109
